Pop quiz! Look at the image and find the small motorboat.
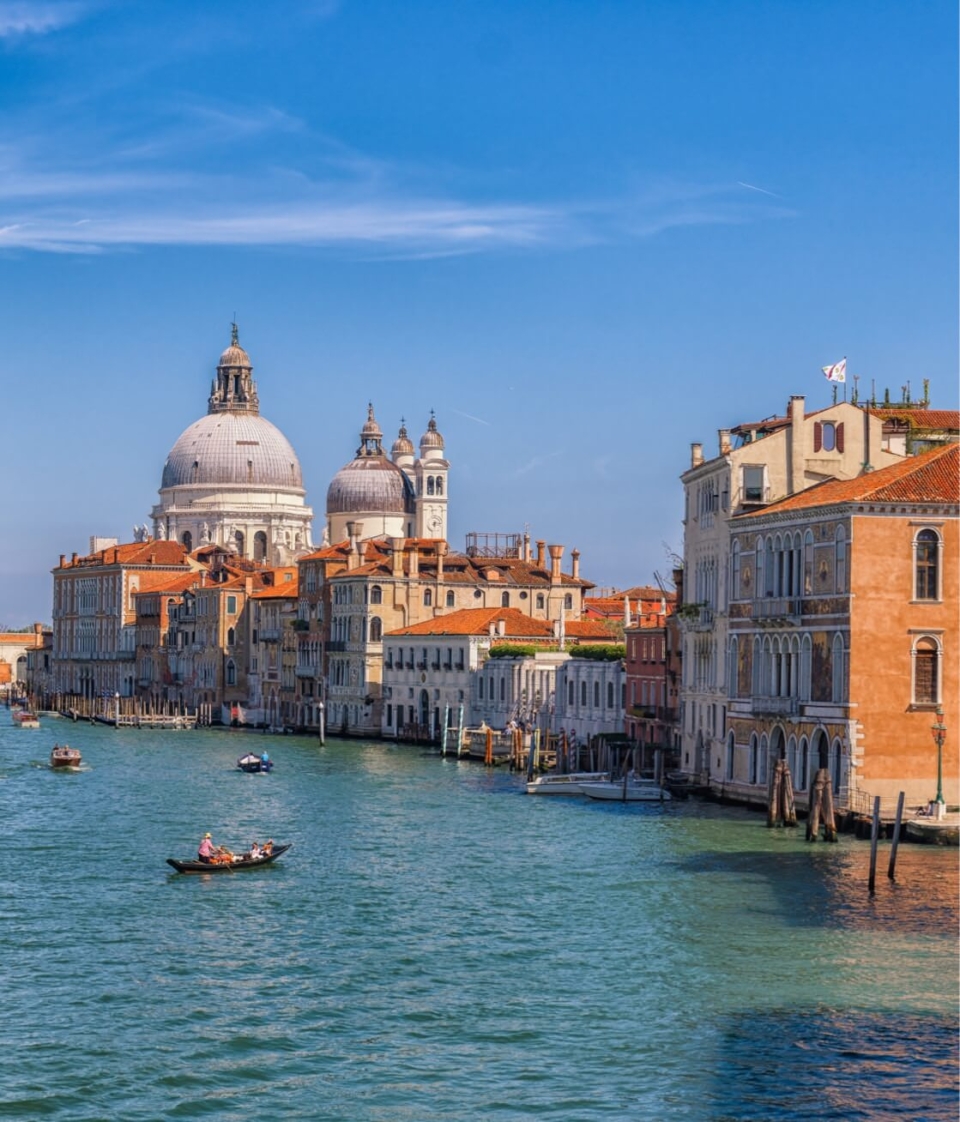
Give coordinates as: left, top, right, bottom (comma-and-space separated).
13, 710, 40, 729
580, 776, 672, 802
166, 843, 291, 874
50, 744, 82, 769
237, 752, 273, 773
525, 771, 609, 796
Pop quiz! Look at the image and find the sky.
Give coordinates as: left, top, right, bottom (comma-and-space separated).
1, 0, 956, 626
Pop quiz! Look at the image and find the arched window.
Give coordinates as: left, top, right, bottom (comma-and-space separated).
564, 594, 573, 610
371, 585, 382, 605
227, 627, 235, 646
427, 476, 435, 496
831, 633, 845, 702
731, 541, 741, 601
913, 636, 940, 705
835, 526, 847, 593
568, 680, 574, 705
501, 592, 510, 607
593, 681, 600, 707
726, 730, 735, 780
254, 531, 267, 562
423, 589, 433, 607
764, 538, 775, 597
536, 594, 545, 610
607, 681, 614, 708
797, 736, 809, 792
830, 739, 843, 794
786, 735, 797, 785
370, 617, 382, 642
759, 733, 769, 785
226, 659, 236, 686
803, 530, 814, 594
500, 676, 506, 702
234, 530, 244, 556
580, 680, 587, 706
445, 590, 455, 607
728, 637, 739, 699
915, 529, 940, 600
748, 733, 758, 785
436, 477, 443, 496
181, 530, 193, 552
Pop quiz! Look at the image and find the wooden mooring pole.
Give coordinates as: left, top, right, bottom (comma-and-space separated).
868, 795, 881, 894
887, 791, 905, 881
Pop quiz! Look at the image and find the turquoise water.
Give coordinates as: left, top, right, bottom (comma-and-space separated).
1, 719, 957, 1120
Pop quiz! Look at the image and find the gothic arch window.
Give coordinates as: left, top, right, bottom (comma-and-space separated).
728, 636, 739, 699
254, 531, 267, 562
914, 529, 941, 600
797, 736, 809, 791
786, 735, 797, 785
803, 530, 815, 594
830, 738, 843, 794
912, 636, 941, 705
835, 526, 847, 594
752, 636, 762, 695
731, 541, 741, 601
749, 733, 758, 785
831, 633, 845, 702
758, 733, 769, 786
501, 592, 510, 607
227, 627, 235, 647
181, 530, 193, 552
226, 659, 236, 687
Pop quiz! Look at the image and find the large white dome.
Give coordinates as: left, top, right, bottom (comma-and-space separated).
161, 412, 303, 491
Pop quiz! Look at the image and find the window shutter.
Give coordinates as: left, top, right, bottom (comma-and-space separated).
813, 423, 822, 452
836, 422, 844, 452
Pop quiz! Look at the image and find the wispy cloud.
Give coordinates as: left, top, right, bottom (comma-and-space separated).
450, 408, 491, 426
0, 1, 86, 37
513, 451, 564, 477
737, 180, 782, 199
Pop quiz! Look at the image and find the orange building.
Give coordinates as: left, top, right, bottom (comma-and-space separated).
724, 444, 958, 813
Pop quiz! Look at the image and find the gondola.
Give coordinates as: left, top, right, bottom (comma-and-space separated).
166, 843, 292, 874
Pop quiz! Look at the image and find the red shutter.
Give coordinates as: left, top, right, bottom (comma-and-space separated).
836, 422, 844, 452
813, 422, 822, 452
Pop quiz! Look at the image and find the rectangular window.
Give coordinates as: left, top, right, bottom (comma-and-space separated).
743, 466, 764, 503
226, 595, 237, 614
915, 645, 939, 704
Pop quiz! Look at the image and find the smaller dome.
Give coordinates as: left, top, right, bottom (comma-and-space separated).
392, 420, 414, 457
420, 412, 444, 450
360, 403, 383, 442
327, 457, 415, 515
219, 323, 251, 369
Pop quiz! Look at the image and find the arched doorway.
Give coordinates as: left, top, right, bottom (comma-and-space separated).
812, 728, 829, 772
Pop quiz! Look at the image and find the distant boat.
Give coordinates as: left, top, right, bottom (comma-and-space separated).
580, 776, 672, 802
13, 710, 40, 729
526, 771, 608, 796
50, 744, 82, 769
166, 843, 292, 874
237, 752, 273, 773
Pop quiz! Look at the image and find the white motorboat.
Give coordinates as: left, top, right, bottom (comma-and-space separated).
525, 771, 608, 796
580, 776, 672, 802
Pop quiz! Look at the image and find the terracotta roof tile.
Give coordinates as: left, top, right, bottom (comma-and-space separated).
385, 607, 612, 640
739, 443, 959, 517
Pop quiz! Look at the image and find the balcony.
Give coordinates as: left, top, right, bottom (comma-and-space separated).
754, 598, 801, 623
750, 695, 799, 716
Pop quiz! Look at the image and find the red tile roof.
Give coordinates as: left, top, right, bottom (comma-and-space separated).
867, 407, 960, 430
59, 540, 190, 569
386, 607, 614, 640
740, 443, 959, 516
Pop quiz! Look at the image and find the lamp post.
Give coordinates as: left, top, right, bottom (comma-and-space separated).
930, 706, 947, 817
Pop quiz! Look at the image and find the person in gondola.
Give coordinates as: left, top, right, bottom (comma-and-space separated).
198, 832, 217, 863
247, 841, 263, 860
262, 839, 274, 857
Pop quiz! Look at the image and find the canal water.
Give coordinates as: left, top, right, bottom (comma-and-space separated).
1, 720, 956, 1120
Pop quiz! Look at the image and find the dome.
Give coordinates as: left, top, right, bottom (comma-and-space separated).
391, 421, 414, 457
326, 457, 414, 515
161, 412, 304, 490
218, 342, 252, 369
420, 413, 444, 450
360, 403, 383, 442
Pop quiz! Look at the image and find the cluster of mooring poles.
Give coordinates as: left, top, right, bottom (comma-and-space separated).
806, 768, 838, 842
766, 758, 798, 829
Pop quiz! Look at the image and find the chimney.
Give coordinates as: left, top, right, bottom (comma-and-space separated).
71, 553, 78, 564
548, 544, 563, 583
389, 537, 404, 577
497, 618, 505, 637
59, 554, 65, 568
149, 553, 156, 565
787, 395, 805, 495
436, 540, 446, 581
523, 532, 531, 562
536, 540, 546, 568
718, 429, 731, 455
409, 543, 419, 578
346, 522, 362, 571
691, 443, 703, 468
570, 549, 580, 581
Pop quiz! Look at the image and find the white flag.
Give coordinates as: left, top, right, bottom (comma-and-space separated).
822, 358, 846, 383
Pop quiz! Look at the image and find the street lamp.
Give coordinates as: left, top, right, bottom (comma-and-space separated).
931, 705, 947, 815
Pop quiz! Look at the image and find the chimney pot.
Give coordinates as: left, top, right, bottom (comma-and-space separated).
718, 429, 731, 455
536, 540, 546, 567
691, 443, 704, 468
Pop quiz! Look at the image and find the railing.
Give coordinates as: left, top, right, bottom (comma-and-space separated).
750, 696, 799, 716
754, 597, 801, 621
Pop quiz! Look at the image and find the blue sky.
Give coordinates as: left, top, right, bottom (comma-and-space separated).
1, 0, 956, 626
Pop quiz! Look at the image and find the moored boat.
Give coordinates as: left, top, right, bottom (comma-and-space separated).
50, 744, 82, 768
526, 771, 609, 796
166, 843, 291, 874
237, 752, 273, 773
580, 776, 672, 802
13, 709, 40, 729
